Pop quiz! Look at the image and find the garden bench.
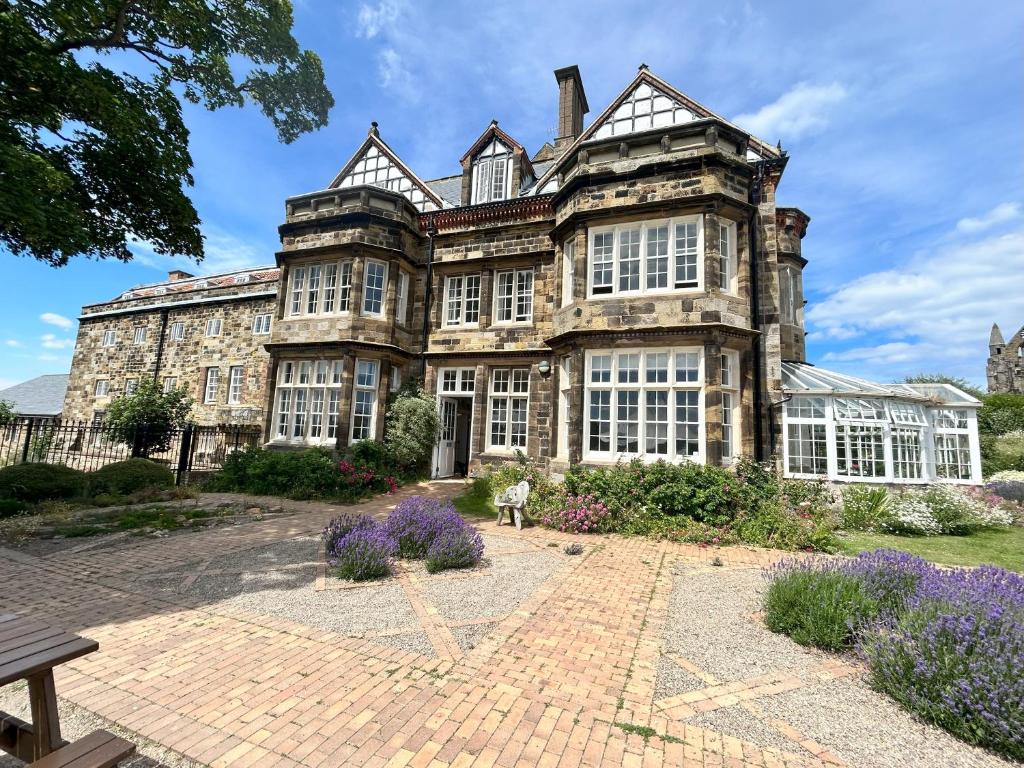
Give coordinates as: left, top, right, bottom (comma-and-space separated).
28, 729, 135, 768
494, 481, 531, 530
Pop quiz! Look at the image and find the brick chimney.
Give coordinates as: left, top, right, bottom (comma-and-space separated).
167, 270, 194, 282
554, 65, 588, 151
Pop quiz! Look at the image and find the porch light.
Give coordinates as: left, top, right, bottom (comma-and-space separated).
537, 360, 551, 376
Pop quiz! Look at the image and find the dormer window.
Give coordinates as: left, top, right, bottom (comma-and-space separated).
472, 139, 513, 204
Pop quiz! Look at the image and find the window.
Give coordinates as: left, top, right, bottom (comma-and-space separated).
593, 82, 695, 139
396, 271, 410, 325
561, 238, 576, 307
488, 368, 529, 450
719, 221, 737, 294
362, 260, 387, 316
133, 326, 147, 345
785, 396, 828, 476
585, 348, 702, 462
228, 366, 244, 405
351, 360, 379, 440
101, 329, 116, 347
203, 368, 220, 404
780, 265, 799, 324
162, 376, 177, 394
721, 351, 740, 463
205, 318, 222, 337
892, 428, 923, 479
94, 380, 109, 397
471, 138, 512, 204
495, 269, 533, 323
933, 409, 972, 480
786, 396, 827, 420
589, 215, 703, 297
252, 314, 272, 335
273, 359, 344, 444
288, 260, 353, 316
445, 274, 481, 327
391, 366, 402, 393
834, 397, 886, 420
440, 368, 476, 394
170, 322, 185, 341
124, 378, 138, 396
836, 424, 886, 479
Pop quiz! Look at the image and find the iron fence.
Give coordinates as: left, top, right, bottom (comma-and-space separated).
0, 418, 263, 484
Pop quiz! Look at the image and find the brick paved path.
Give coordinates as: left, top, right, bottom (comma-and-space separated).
0, 484, 861, 767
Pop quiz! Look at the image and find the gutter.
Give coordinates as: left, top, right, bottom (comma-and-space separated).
152, 310, 169, 382
420, 221, 437, 378
748, 163, 766, 462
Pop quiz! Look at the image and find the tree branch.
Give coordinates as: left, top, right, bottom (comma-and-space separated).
48, 0, 136, 55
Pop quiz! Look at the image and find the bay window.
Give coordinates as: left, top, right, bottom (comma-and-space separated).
588, 215, 703, 297
445, 274, 481, 327
584, 347, 703, 463
495, 269, 533, 323
273, 359, 344, 444
351, 359, 379, 441
362, 260, 387, 317
288, 260, 353, 316
488, 368, 529, 451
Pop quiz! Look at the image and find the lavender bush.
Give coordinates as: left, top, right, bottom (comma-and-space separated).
322, 511, 376, 555
332, 525, 397, 581
425, 525, 484, 573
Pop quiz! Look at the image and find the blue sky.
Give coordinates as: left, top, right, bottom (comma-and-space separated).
2, 0, 1022, 390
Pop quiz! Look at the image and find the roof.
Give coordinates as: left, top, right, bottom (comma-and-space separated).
782, 362, 981, 407
426, 175, 462, 206
0, 374, 69, 416
115, 266, 280, 302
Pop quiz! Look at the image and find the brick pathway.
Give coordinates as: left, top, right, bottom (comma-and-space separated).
1, 483, 854, 767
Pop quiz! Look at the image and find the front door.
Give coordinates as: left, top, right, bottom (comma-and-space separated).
436, 397, 457, 478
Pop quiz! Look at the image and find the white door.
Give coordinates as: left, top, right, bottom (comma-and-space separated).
437, 398, 457, 477
557, 356, 572, 459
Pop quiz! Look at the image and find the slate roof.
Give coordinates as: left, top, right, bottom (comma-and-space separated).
0, 374, 69, 416
425, 175, 463, 207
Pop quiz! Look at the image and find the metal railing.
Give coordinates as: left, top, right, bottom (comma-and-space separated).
0, 418, 263, 484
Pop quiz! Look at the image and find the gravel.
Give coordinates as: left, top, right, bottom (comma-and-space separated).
366, 631, 435, 657
653, 656, 705, 700
478, 533, 537, 554
0, 682, 197, 768
422, 549, 560, 622
663, 565, 826, 679
451, 622, 496, 652
757, 678, 1016, 768
686, 704, 812, 757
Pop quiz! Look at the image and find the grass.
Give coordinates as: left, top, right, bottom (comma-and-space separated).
451, 478, 496, 521
837, 527, 1024, 571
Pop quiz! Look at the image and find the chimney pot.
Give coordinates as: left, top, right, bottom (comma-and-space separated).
167, 270, 194, 282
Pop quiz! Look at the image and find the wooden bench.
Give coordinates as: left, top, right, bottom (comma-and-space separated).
29, 729, 135, 768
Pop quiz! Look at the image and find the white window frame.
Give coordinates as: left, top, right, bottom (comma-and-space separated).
203, 368, 220, 404
252, 314, 272, 335
588, 215, 704, 298
561, 238, 576, 308
133, 326, 147, 345
169, 322, 185, 341
124, 378, 138, 396
94, 379, 109, 397
350, 359, 379, 441
487, 368, 530, 452
162, 376, 177, 394
720, 350, 740, 464
444, 274, 481, 327
494, 268, 534, 324
933, 409, 974, 482
583, 347, 704, 464
396, 271, 410, 325
205, 318, 222, 337
101, 329, 117, 347
362, 260, 388, 318
471, 139, 513, 204
272, 359, 345, 445
287, 260, 354, 317
228, 366, 245, 405
719, 220, 738, 295
439, 367, 477, 395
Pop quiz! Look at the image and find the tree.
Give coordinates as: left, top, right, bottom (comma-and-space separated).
900, 373, 986, 401
384, 384, 439, 469
1, 0, 333, 266
104, 378, 192, 455
0, 399, 13, 426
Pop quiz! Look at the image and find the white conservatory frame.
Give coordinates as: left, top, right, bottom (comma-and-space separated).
780, 364, 983, 485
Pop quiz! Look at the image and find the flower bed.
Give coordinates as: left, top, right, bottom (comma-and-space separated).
842, 483, 1018, 536
764, 550, 1024, 759
322, 496, 483, 581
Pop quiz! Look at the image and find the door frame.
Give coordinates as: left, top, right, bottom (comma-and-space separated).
431, 379, 476, 478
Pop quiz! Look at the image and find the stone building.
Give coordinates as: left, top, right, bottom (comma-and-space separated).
64, 65, 983, 483
987, 323, 1024, 394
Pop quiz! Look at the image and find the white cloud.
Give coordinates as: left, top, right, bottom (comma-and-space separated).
4, 340, 21, 348
734, 82, 847, 142
40, 334, 74, 350
955, 202, 1021, 234
356, 0, 403, 38
807, 225, 1024, 382
378, 48, 414, 96
40, 312, 73, 330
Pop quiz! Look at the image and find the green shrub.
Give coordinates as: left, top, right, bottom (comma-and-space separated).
0, 463, 85, 502
841, 486, 890, 531
0, 498, 28, 518
384, 386, 439, 468
88, 459, 175, 496
763, 567, 879, 650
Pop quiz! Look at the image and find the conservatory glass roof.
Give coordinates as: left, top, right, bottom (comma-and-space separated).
781, 362, 980, 407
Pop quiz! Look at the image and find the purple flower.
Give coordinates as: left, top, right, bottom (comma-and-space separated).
332, 524, 396, 581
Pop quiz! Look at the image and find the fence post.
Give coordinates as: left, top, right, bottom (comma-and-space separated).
175, 424, 194, 486
20, 418, 35, 464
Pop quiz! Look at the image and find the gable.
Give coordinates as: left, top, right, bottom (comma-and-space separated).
592, 82, 696, 139
330, 135, 444, 212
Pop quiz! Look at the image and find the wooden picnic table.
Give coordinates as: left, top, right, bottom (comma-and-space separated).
0, 612, 98, 763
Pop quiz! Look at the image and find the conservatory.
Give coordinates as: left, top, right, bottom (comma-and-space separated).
780, 362, 982, 485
